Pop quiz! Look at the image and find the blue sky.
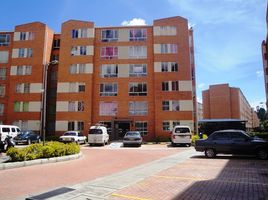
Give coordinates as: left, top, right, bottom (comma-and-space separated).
1, 0, 267, 109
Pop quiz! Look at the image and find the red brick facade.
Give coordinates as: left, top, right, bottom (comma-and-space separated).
0, 16, 196, 141
202, 84, 259, 129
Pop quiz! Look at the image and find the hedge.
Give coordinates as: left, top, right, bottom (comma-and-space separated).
6, 141, 80, 162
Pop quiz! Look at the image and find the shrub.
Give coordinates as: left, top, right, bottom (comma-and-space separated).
65, 143, 80, 155
191, 134, 208, 144
6, 141, 80, 162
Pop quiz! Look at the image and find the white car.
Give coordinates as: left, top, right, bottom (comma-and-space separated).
88, 125, 109, 146
59, 131, 87, 144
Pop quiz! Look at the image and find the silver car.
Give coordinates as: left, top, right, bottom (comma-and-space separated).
123, 131, 142, 147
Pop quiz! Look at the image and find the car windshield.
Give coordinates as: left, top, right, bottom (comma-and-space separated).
18, 131, 30, 136
125, 132, 140, 137
63, 132, 77, 136
174, 128, 190, 133
89, 129, 103, 134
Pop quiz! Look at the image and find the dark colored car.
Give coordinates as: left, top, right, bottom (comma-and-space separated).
195, 129, 268, 159
13, 130, 41, 145
123, 131, 143, 147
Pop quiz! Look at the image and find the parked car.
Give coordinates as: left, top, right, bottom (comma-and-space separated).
88, 125, 109, 146
0, 125, 21, 141
13, 130, 41, 145
59, 131, 86, 144
195, 129, 268, 159
123, 131, 143, 147
170, 125, 192, 147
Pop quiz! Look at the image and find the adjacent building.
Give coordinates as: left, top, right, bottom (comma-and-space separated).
262, 4, 268, 108
202, 84, 259, 130
0, 16, 196, 141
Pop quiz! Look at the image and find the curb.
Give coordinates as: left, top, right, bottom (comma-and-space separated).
0, 152, 82, 170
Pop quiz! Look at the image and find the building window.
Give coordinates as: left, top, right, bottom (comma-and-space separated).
0, 34, 10, 46
71, 46, 88, 56
99, 102, 118, 116
129, 64, 147, 77
0, 68, 6, 80
16, 83, 30, 93
0, 104, 4, 116
129, 83, 147, 96
135, 121, 148, 136
78, 101, 84, 111
161, 62, 168, 72
162, 82, 169, 91
77, 121, 84, 131
162, 101, 169, 111
0, 85, 5, 97
172, 81, 179, 91
16, 66, 32, 75
162, 81, 179, 91
14, 102, 29, 112
25, 66, 32, 75
72, 30, 79, 38
68, 122, 75, 130
23, 102, 29, 112
173, 121, 180, 127
69, 82, 85, 93
53, 39, 60, 49
20, 32, 27, 41
18, 48, 32, 58
100, 64, 118, 77
100, 83, 117, 96
14, 102, 20, 112
68, 101, 84, 112
101, 47, 118, 59
129, 29, 147, 41
161, 44, 177, 54
129, 101, 148, 116
129, 46, 147, 58
163, 121, 170, 131
0, 51, 9, 63
162, 101, 180, 111
101, 30, 118, 42
171, 62, 178, 72
69, 64, 86, 74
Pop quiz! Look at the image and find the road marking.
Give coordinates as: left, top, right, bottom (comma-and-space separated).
112, 193, 150, 200
153, 175, 268, 186
153, 175, 209, 181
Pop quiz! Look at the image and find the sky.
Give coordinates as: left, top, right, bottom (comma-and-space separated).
0, 0, 267, 109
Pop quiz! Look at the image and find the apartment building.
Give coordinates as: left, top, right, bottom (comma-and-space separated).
0, 16, 196, 141
262, 4, 268, 108
202, 84, 259, 129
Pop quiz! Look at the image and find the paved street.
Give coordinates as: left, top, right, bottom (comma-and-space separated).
0, 144, 268, 200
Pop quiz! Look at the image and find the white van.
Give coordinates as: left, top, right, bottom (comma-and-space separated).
88, 125, 109, 146
0, 125, 21, 141
171, 125, 192, 147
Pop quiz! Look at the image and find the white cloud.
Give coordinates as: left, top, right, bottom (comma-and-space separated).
198, 83, 206, 89
197, 96, 202, 103
256, 70, 264, 77
121, 18, 147, 26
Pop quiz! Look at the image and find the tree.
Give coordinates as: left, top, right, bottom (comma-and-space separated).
256, 107, 266, 122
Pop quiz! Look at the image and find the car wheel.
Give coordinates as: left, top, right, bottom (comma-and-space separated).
205, 148, 216, 158
188, 143, 191, 147
27, 139, 31, 145
257, 149, 268, 160
171, 142, 176, 147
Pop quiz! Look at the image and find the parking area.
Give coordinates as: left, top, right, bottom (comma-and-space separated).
1, 144, 268, 200
109, 154, 268, 200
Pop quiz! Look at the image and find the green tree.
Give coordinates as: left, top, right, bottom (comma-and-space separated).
256, 107, 266, 122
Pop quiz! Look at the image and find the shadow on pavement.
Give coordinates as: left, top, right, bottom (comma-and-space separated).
173, 157, 268, 200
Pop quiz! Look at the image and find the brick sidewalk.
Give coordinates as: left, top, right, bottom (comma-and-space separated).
110, 156, 268, 200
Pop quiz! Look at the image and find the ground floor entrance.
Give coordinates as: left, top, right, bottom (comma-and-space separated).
111, 118, 133, 140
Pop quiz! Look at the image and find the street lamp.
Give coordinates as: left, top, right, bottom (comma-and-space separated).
41, 60, 58, 146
